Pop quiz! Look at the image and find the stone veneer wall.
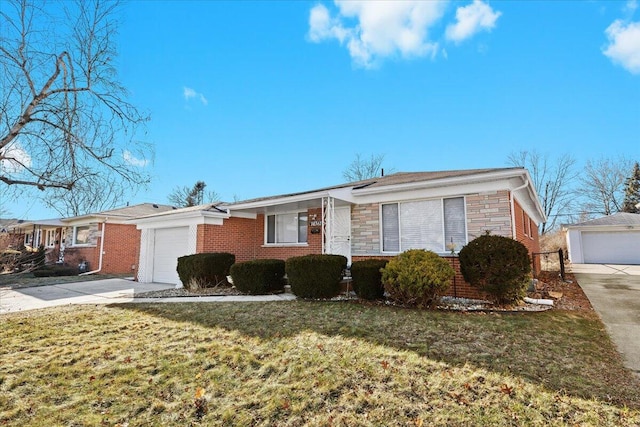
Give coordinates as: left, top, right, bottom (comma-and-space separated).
465, 190, 513, 241
351, 203, 380, 256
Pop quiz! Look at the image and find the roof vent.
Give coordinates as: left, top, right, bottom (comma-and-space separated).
152, 204, 158, 208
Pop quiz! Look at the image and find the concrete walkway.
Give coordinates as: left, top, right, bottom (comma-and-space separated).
0, 278, 296, 315
571, 264, 640, 376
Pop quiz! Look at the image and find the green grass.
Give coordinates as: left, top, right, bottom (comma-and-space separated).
1, 301, 638, 426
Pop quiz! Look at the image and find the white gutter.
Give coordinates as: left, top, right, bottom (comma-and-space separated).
79, 219, 106, 276
510, 179, 529, 239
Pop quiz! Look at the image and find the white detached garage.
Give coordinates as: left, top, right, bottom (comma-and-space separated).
565, 213, 640, 265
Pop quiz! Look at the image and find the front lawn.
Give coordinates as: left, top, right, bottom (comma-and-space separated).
1, 302, 638, 426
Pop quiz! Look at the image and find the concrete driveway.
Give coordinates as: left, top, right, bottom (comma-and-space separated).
572, 264, 640, 376
0, 279, 175, 314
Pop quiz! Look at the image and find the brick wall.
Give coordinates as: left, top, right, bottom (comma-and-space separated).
351, 203, 380, 255
351, 255, 487, 300
195, 208, 323, 263
466, 191, 512, 240
61, 223, 141, 274
100, 223, 141, 274
197, 217, 258, 261
513, 199, 541, 274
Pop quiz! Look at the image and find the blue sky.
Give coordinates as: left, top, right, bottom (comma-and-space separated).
5, 0, 640, 218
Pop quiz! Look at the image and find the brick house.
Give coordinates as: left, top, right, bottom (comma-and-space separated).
14, 204, 174, 274
134, 168, 545, 298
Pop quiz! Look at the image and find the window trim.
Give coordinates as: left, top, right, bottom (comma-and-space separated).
72, 225, 93, 246
45, 229, 56, 248
264, 211, 309, 246
379, 196, 467, 254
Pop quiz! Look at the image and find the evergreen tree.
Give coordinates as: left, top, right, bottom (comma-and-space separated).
622, 162, 640, 213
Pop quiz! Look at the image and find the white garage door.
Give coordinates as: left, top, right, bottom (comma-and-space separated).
153, 227, 190, 284
582, 231, 640, 265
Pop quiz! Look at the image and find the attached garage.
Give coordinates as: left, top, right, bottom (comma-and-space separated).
133, 206, 230, 285
565, 213, 640, 265
152, 227, 189, 284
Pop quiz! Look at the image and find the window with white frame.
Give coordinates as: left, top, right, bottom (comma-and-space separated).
266, 212, 308, 244
381, 197, 466, 253
73, 225, 92, 245
45, 229, 56, 247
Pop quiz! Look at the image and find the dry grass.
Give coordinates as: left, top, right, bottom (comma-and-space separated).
1, 302, 639, 426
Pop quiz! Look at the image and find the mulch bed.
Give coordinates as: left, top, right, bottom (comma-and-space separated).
534, 271, 594, 312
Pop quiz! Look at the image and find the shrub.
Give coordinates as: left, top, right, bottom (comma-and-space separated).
230, 259, 286, 295
176, 253, 235, 290
458, 234, 532, 305
381, 249, 454, 308
33, 265, 78, 277
351, 259, 389, 300
285, 254, 347, 299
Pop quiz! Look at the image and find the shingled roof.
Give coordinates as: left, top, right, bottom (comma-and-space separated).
567, 212, 640, 227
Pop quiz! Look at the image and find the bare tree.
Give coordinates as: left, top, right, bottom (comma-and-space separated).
0, 0, 151, 209
42, 175, 127, 216
577, 157, 633, 216
507, 150, 577, 234
168, 181, 220, 207
343, 153, 393, 182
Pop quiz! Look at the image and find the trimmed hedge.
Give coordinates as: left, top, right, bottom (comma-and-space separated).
351, 259, 389, 300
285, 254, 347, 299
32, 265, 78, 277
176, 253, 235, 290
230, 259, 286, 295
458, 234, 531, 305
381, 249, 455, 308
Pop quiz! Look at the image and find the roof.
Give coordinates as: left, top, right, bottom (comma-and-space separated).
65, 203, 176, 221
228, 168, 524, 206
566, 212, 640, 228
134, 203, 227, 219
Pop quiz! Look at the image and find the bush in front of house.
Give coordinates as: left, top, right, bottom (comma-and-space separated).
458, 234, 531, 305
176, 252, 236, 290
381, 249, 455, 308
285, 254, 347, 299
230, 259, 286, 295
351, 259, 389, 300
32, 265, 78, 277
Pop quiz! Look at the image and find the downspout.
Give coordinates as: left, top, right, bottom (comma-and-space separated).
79, 219, 106, 276
510, 179, 529, 239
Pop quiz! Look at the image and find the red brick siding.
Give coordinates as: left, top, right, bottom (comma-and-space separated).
197, 217, 258, 261
62, 247, 99, 271
512, 199, 541, 274
63, 223, 141, 274
100, 223, 141, 274
351, 255, 487, 300
195, 208, 323, 263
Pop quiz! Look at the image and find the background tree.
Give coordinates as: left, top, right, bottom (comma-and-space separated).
0, 0, 151, 212
42, 175, 128, 217
342, 153, 393, 182
507, 150, 576, 234
621, 162, 640, 214
168, 181, 220, 207
577, 157, 632, 216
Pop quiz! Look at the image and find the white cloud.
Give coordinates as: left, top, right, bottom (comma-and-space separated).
308, 1, 447, 68
445, 0, 501, 44
603, 20, 640, 74
0, 142, 31, 174
123, 150, 149, 167
183, 86, 208, 105
625, 0, 638, 14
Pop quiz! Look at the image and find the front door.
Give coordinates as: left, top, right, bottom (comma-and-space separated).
330, 206, 351, 264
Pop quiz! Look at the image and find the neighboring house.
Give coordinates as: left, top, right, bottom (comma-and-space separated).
133, 168, 545, 298
14, 204, 175, 274
564, 213, 640, 265
0, 219, 26, 252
